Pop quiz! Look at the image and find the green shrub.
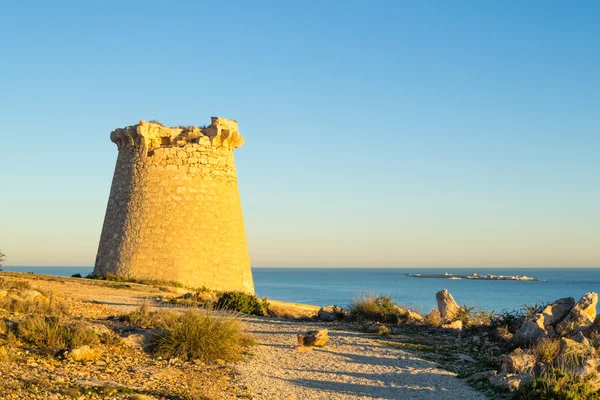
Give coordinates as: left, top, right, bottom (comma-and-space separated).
348, 292, 398, 322
149, 309, 255, 363
514, 369, 600, 400
17, 315, 98, 351
216, 291, 268, 316
71, 273, 82, 278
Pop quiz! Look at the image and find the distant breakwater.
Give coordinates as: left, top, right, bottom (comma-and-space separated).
406, 273, 542, 282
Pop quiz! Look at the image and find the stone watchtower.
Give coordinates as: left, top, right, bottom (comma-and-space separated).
94, 118, 254, 293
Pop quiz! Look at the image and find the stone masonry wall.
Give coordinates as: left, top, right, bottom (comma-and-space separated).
94, 118, 254, 293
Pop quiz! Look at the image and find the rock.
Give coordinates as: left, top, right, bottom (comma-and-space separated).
297, 329, 328, 347
122, 331, 151, 350
577, 358, 600, 377
573, 331, 590, 346
68, 345, 102, 361
557, 338, 594, 365
513, 316, 548, 345
464, 370, 497, 382
556, 292, 597, 336
540, 297, 575, 327
581, 314, 600, 339
501, 349, 536, 374
489, 373, 533, 392
393, 306, 423, 323
455, 353, 476, 362
318, 306, 346, 322
441, 320, 463, 330
436, 289, 460, 322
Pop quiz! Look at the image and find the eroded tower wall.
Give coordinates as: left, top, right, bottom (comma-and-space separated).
94, 118, 254, 293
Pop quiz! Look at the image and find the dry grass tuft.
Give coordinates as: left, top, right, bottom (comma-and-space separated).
424, 309, 442, 328
148, 309, 255, 364
532, 338, 561, 364
348, 292, 397, 322
17, 315, 98, 351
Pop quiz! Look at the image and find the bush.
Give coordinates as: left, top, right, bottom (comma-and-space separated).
348, 292, 397, 322
71, 273, 82, 278
17, 315, 98, 351
216, 291, 268, 316
149, 309, 254, 363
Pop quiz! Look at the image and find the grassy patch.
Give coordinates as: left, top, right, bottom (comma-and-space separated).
378, 339, 444, 353
514, 369, 600, 400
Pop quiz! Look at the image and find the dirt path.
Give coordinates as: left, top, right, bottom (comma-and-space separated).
236, 317, 487, 400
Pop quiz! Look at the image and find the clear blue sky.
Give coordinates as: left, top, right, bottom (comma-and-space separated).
1, 1, 598, 267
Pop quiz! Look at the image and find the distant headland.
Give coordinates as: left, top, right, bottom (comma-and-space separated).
406, 272, 542, 281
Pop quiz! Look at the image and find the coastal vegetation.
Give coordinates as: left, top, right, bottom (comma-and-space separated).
215, 291, 269, 316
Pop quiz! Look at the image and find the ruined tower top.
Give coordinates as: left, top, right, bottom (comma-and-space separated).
109, 117, 245, 151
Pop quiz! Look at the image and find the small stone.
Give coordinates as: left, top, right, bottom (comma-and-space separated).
68, 346, 102, 362
297, 329, 328, 347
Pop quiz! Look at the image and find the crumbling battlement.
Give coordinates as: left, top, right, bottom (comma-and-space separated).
110, 117, 245, 151
94, 117, 254, 293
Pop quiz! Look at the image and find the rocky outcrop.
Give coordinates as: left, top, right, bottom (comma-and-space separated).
267, 300, 320, 320
513, 317, 547, 345
489, 373, 533, 392
539, 297, 575, 327
318, 306, 347, 322
297, 329, 328, 347
436, 289, 460, 322
556, 292, 597, 336
501, 349, 536, 374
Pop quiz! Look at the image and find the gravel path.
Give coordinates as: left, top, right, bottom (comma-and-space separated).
236, 317, 487, 400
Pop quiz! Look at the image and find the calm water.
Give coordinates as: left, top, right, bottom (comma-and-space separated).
3, 266, 600, 313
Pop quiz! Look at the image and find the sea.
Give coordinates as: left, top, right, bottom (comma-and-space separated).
2, 267, 599, 314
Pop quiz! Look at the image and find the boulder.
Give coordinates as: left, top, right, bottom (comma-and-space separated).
501, 349, 536, 374
513, 316, 548, 345
393, 306, 423, 323
318, 306, 346, 322
441, 320, 463, 330
581, 314, 600, 339
557, 338, 595, 366
540, 297, 575, 327
435, 289, 460, 322
68, 345, 102, 361
556, 292, 597, 336
489, 373, 533, 392
573, 331, 590, 346
297, 329, 328, 347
